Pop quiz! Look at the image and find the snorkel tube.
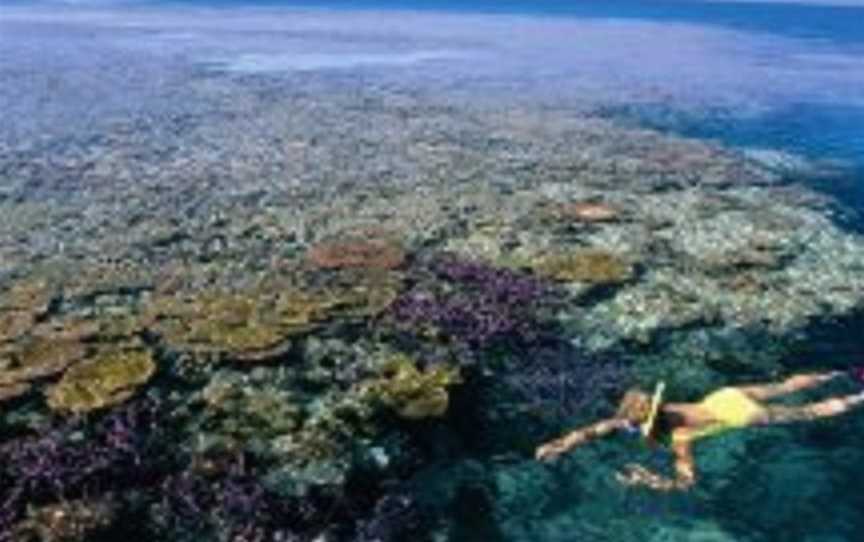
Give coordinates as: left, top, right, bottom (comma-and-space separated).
640, 381, 666, 438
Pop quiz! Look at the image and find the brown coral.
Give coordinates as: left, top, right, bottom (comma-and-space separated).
533, 250, 633, 284
45, 349, 156, 413
306, 236, 405, 270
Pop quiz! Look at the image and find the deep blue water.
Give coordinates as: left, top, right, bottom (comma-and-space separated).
156, 0, 864, 47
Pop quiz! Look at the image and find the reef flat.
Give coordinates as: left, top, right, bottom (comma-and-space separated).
2, 79, 864, 540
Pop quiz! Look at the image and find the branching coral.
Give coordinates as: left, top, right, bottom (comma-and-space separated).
0, 399, 164, 542
360, 355, 462, 420
388, 256, 553, 349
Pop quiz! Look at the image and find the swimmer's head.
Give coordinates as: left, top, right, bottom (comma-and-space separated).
616, 388, 653, 426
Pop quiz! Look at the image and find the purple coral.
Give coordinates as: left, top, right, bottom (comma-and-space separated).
389, 256, 554, 349
0, 398, 164, 541
154, 453, 330, 542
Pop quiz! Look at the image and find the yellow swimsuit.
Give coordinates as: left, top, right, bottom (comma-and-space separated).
675, 387, 765, 443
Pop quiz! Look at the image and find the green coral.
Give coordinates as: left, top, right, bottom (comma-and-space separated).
0, 338, 88, 388
145, 279, 399, 362
145, 291, 313, 361
316, 270, 403, 319
46, 350, 156, 413
533, 249, 633, 285
360, 355, 462, 420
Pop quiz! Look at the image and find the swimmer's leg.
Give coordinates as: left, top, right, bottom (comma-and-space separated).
736, 371, 846, 401
756, 390, 864, 425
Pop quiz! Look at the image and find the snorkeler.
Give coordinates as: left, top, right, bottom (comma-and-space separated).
535, 370, 864, 491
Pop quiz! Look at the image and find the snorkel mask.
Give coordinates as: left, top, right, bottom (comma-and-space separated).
640, 381, 666, 438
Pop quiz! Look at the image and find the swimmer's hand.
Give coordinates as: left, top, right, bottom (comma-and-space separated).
535, 439, 569, 462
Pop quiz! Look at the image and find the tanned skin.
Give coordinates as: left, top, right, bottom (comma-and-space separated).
536, 371, 864, 491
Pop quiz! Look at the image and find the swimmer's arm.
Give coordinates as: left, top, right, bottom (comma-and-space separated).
535, 418, 629, 461
669, 435, 696, 490
616, 431, 696, 491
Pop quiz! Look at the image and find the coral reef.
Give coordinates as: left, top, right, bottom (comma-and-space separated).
145, 290, 327, 361
502, 341, 630, 421
0, 279, 55, 314
0, 280, 56, 343
360, 355, 462, 420
45, 350, 156, 413
3, 45, 864, 541
0, 310, 36, 343
316, 270, 404, 319
198, 373, 302, 442
12, 498, 116, 542
0, 339, 88, 392
306, 235, 405, 271
532, 250, 633, 285
0, 399, 164, 541
388, 256, 554, 349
